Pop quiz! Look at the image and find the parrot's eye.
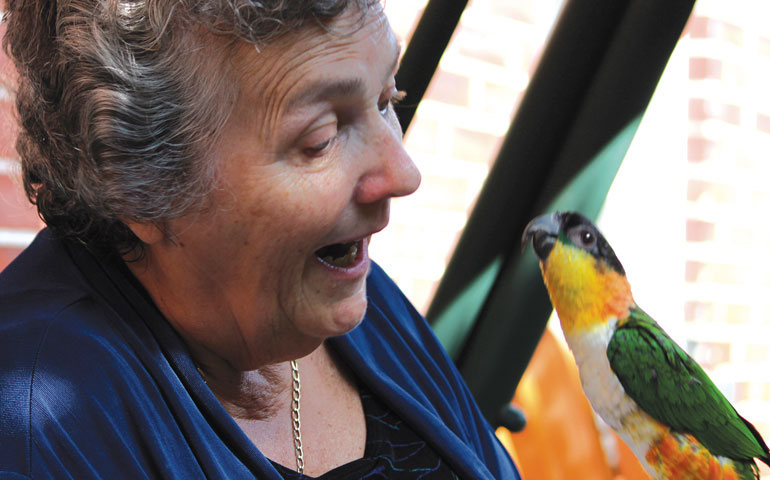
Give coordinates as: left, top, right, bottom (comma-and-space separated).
581, 230, 594, 245
570, 227, 597, 249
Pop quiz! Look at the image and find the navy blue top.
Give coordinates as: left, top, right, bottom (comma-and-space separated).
0, 230, 520, 479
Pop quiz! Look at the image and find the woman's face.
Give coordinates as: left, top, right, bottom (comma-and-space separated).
142, 5, 420, 367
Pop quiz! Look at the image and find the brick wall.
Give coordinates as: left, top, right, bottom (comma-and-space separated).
681, 2, 770, 461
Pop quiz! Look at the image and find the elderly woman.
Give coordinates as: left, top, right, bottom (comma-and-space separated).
0, 1, 520, 478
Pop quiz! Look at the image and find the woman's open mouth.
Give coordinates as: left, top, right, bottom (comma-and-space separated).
315, 239, 363, 269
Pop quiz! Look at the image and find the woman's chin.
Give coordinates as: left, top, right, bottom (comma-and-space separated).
309, 294, 369, 340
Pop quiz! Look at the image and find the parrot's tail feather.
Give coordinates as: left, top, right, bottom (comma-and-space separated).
739, 415, 770, 468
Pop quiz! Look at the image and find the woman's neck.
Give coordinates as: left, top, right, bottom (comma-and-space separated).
198, 361, 290, 421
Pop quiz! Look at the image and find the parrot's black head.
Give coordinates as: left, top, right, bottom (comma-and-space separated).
522, 211, 625, 275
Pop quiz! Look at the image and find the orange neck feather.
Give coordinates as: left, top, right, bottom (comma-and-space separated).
541, 241, 634, 335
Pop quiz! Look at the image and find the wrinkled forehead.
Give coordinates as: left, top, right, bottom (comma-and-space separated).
230, 3, 389, 85
222, 4, 395, 136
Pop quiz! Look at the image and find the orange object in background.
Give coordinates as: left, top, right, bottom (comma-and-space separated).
495, 328, 651, 480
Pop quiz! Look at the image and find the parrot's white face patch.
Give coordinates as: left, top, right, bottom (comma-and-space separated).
128, 5, 421, 370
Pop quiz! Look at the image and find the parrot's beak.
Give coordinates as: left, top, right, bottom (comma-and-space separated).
522, 212, 562, 260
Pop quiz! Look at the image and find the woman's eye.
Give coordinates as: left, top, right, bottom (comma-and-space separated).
378, 89, 406, 116
378, 100, 389, 116
304, 137, 334, 157
300, 119, 338, 157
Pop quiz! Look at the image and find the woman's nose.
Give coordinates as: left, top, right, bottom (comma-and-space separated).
354, 121, 421, 204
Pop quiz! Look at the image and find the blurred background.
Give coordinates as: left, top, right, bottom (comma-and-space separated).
1, 0, 769, 476
376, 0, 770, 475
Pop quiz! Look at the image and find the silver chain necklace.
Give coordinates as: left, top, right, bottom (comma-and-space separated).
290, 360, 304, 474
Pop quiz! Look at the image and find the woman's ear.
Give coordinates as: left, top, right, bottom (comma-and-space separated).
125, 221, 164, 245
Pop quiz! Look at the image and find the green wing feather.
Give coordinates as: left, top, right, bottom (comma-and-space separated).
607, 306, 770, 464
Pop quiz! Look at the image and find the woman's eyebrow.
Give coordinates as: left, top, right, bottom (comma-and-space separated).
286, 78, 366, 111
286, 45, 401, 112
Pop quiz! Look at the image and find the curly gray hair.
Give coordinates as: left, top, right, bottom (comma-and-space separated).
2, 0, 378, 255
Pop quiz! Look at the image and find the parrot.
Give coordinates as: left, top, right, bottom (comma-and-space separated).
522, 211, 770, 480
